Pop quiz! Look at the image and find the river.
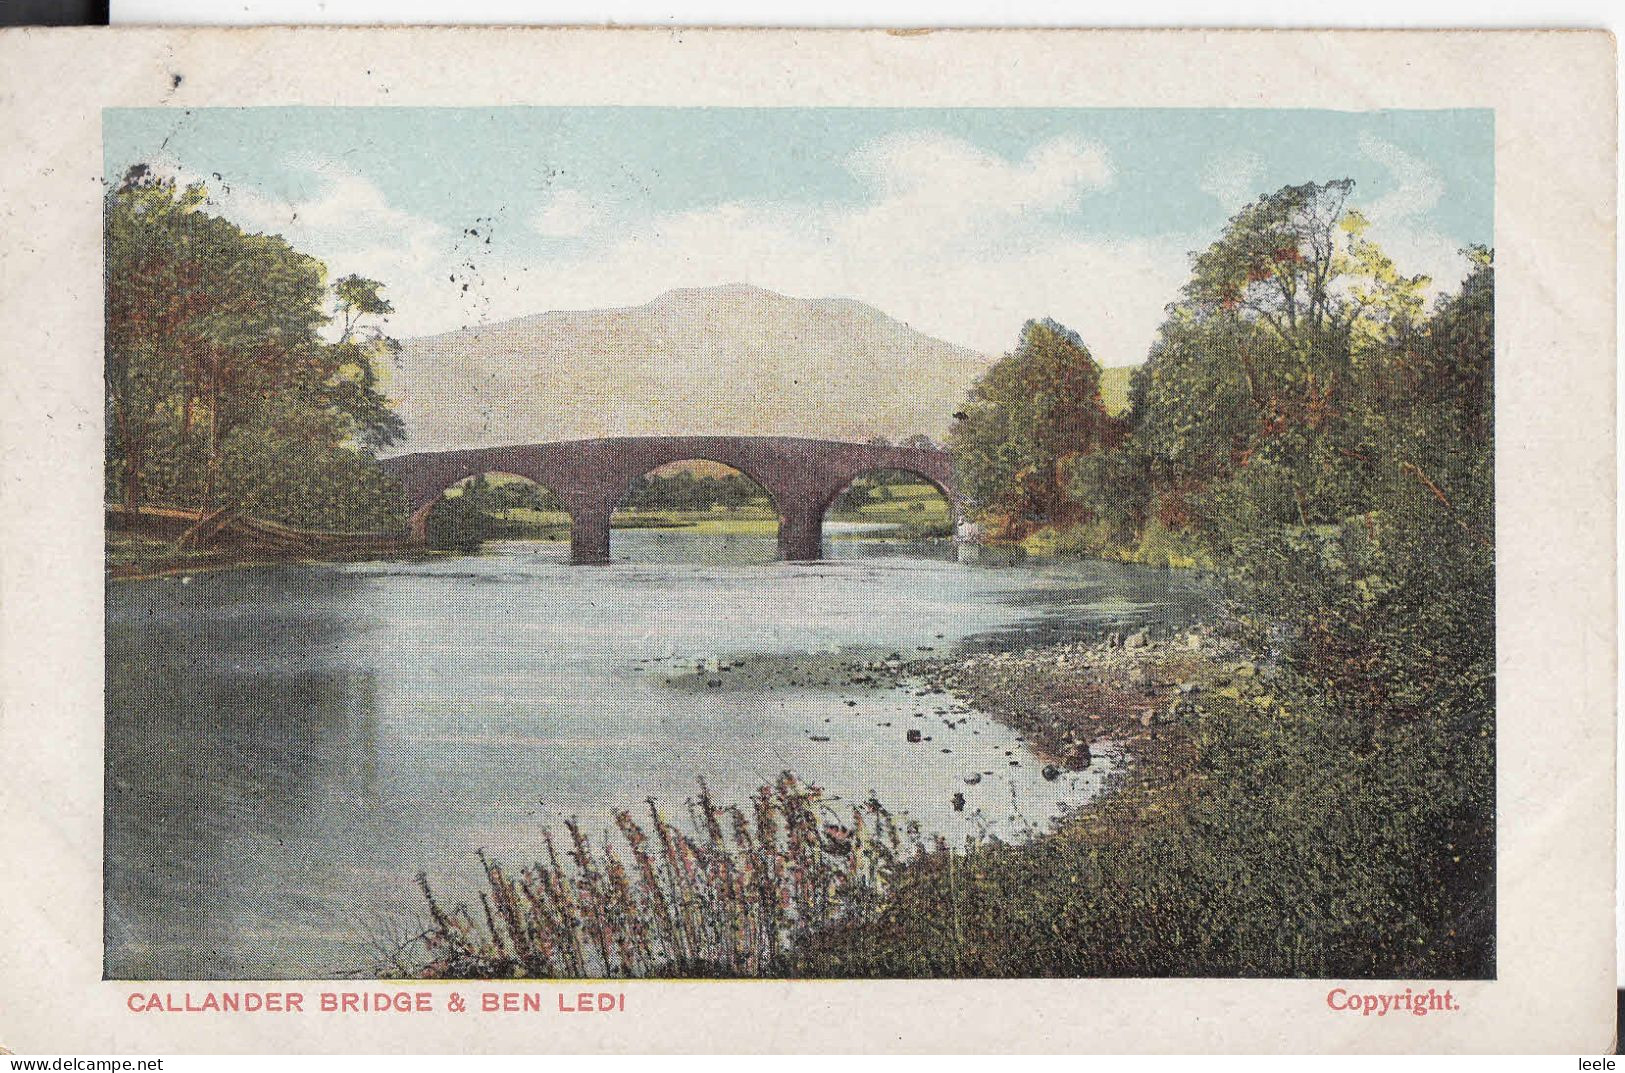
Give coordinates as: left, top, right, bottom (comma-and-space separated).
104, 528, 1214, 979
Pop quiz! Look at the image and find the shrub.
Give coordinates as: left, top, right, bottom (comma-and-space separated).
1021, 520, 1115, 557
797, 673, 1491, 979
1126, 520, 1215, 570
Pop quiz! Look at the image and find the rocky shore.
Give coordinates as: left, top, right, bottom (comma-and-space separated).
657, 619, 1250, 808
907, 625, 1245, 773
787, 620, 1285, 976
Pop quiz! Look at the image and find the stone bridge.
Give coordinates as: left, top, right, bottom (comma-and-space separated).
377, 435, 962, 564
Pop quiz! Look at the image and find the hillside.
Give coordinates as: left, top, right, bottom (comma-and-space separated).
1100, 364, 1137, 417
388, 284, 996, 452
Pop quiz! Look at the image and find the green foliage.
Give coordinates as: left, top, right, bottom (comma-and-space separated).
425, 483, 495, 552
1021, 518, 1213, 570
1132, 181, 1432, 529
1064, 444, 1151, 546
1144, 205, 1495, 976
903, 180, 1495, 979
104, 164, 405, 531
1098, 364, 1137, 417
486, 474, 564, 513
829, 470, 941, 517
425, 474, 574, 548
950, 318, 1119, 534
617, 471, 770, 513
219, 397, 405, 531
328, 274, 407, 451
1123, 520, 1215, 570
1020, 520, 1117, 558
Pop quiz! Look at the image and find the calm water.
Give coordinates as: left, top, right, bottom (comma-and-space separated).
105, 528, 1213, 979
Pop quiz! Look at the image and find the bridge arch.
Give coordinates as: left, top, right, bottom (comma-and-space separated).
606, 458, 783, 560
817, 465, 959, 517
418, 471, 573, 550
609, 456, 784, 516
397, 446, 585, 546
804, 465, 965, 557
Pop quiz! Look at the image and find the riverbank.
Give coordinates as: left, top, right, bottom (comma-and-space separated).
402, 617, 1256, 980
784, 624, 1256, 977
903, 624, 1242, 777
107, 535, 428, 581
1016, 519, 1215, 570
780, 621, 1248, 975
106, 506, 420, 581
795, 616, 1491, 979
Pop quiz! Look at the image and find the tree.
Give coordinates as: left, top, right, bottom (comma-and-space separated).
1122, 181, 1432, 541
105, 166, 209, 514
104, 164, 406, 532
906, 187, 1496, 977
327, 274, 407, 451
949, 318, 1118, 534
106, 165, 330, 508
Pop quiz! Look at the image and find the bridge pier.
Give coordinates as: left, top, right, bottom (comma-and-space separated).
778, 507, 824, 562
570, 502, 613, 565
408, 502, 434, 544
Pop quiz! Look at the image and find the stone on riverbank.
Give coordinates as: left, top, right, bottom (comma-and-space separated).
869, 624, 1238, 783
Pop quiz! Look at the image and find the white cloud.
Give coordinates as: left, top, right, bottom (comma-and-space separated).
1200, 150, 1265, 212
470, 196, 1187, 361
1357, 132, 1446, 222
531, 189, 600, 238
187, 157, 447, 273
839, 132, 1113, 255
1356, 132, 1471, 297
467, 133, 1150, 359
148, 134, 1189, 365
854, 131, 1112, 208
391, 133, 1180, 364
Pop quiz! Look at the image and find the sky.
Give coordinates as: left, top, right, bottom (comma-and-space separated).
104, 107, 1492, 366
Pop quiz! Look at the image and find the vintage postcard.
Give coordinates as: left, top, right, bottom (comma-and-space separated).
0, 26, 1615, 1054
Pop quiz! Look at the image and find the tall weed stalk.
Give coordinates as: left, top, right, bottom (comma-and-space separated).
411, 772, 921, 978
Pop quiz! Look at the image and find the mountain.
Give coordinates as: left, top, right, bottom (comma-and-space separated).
386, 284, 997, 453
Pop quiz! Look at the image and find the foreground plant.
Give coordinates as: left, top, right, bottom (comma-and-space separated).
410, 772, 930, 978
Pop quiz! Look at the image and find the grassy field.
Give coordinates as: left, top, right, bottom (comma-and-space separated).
617, 509, 779, 537
472, 479, 954, 542
831, 481, 951, 530
479, 506, 780, 540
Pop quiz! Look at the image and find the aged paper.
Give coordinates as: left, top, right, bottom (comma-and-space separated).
0, 26, 1616, 1053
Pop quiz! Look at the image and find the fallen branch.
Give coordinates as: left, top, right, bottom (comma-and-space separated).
1398, 461, 1491, 549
